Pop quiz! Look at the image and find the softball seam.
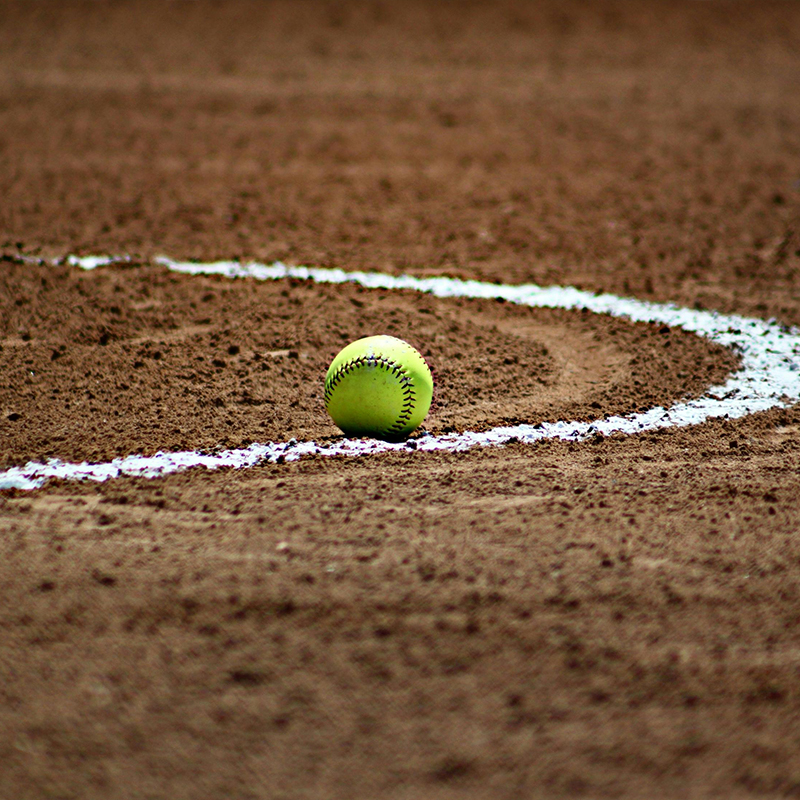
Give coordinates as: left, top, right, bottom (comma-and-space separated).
324, 354, 418, 434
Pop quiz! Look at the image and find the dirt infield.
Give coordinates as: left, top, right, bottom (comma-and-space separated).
2, 1, 800, 798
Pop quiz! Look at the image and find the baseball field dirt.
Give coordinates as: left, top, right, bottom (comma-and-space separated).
2, 1, 800, 798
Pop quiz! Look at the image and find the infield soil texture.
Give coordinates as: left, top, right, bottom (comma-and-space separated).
2, 2, 800, 799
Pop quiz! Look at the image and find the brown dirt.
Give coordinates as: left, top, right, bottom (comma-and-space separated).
1, 1, 800, 798
0, 258, 736, 467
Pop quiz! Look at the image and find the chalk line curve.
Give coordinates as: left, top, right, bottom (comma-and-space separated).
1, 255, 798, 491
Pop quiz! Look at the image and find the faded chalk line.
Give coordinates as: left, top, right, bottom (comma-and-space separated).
1, 254, 799, 491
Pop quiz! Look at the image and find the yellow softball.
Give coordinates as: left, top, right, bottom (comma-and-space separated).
324, 335, 433, 441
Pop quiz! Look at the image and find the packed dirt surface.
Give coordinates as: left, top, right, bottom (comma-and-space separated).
0, 258, 737, 468
1, 1, 800, 798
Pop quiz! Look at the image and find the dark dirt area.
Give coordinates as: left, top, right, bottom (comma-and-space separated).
1, 1, 800, 798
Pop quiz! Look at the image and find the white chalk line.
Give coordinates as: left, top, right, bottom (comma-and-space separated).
1, 254, 799, 491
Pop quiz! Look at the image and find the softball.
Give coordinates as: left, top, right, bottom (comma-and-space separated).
324, 335, 433, 441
